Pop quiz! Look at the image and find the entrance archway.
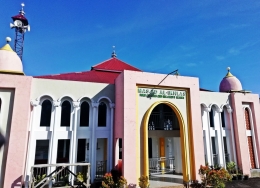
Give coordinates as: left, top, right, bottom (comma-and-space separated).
142, 101, 191, 182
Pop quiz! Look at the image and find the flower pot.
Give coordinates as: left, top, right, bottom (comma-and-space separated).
237, 175, 243, 180
243, 175, 249, 180
232, 175, 238, 180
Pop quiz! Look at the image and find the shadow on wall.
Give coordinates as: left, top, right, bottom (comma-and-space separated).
11, 175, 22, 188
91, 84, 115, 103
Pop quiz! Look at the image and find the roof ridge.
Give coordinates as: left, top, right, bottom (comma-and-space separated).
35, 70, 91, 77
91, 57, 142, 71
91, 58, 114, 69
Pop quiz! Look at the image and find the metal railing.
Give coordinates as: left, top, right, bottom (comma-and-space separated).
95, 160, 107, 179
149, 157, 175, 175
29, 163, 91, 188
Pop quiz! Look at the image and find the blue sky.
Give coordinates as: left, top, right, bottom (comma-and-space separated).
0, 1, 260, 94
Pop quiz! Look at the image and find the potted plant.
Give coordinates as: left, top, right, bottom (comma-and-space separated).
232, 174, 237, 181
237, 168, 243, 180
244, 174, 249, 180
52, 175, 71, 187
226, 161, 237, 180
33, 174, 49, 188
237, 174, 243, 180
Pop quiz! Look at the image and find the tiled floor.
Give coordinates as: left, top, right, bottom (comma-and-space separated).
149, 174, 184, 188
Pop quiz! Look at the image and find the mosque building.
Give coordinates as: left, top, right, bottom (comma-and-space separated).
0, 37, 259, 188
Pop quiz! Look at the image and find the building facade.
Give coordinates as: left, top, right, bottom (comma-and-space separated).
0, 39, 259, 187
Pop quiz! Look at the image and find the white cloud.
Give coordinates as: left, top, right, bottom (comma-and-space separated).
216, 56, 225, 60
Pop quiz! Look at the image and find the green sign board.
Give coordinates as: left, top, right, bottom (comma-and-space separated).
138, 88, 185, 99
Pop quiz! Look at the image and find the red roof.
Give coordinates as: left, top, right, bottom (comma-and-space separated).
92, 58, 141, 72
35, 57, 141, 84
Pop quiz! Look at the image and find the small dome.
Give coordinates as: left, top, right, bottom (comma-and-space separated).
219, 67, 242, 92
0, 38, 24, 75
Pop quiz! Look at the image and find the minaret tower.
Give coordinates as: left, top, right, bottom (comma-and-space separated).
10, 3, 30, 61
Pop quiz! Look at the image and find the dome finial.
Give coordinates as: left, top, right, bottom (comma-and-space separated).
6, 37, 11, 43
225, 66, 233, 77
111, 46, 117, 58
20, 3, 25, 16
0, 37, 14, 52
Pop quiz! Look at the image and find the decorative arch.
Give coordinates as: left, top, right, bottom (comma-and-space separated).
77, 96, 94, 103
36, 94, 55, 102
97, 96, 112, 103
57, 95, 76, 102
142, 101, 191, 182
208, 104, 222, 113
220, 104, 232, 113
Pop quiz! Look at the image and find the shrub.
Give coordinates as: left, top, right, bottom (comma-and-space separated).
101, 172, 127, 188
199, 164, 231, 188
138, 175, 149, 188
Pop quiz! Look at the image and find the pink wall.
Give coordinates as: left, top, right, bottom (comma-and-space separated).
115, 70, 204, 183
230, 93, 260, 175
0, 74, 32, 188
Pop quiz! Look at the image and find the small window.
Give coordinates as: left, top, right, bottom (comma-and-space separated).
209, 110, 214, 127
221, 111, 225, 128
56, 139, 70, 163
35, 140, 49, 164
77, 139, 87, 162
223, 137, 228, 154
60, 101, 71, 127
211, 137, 217, 154
80, 102, 89, 127
119, 138, 122, 159
98, 102, 107, 127
40, 100, 52, 127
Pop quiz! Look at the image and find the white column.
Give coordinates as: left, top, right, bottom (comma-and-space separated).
203, 107, 213, 166
91, 102, 99, 182
109, 103, 115, 171
69, 101, 80, 184
24, 100, 39, 184
49, 100, 61, 169
215, 109, 225, 167
227, 107, 237, 165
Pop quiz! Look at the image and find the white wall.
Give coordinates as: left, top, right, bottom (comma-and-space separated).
24, 78, 115, 184
200, 91, 236, 167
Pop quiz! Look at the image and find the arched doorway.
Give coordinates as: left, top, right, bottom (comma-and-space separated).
142, 101, 191, 182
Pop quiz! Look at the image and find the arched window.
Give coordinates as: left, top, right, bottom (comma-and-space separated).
98, 102, 107, 127
209, 109, 214, 127
40, 100, 52, 127
148, 104, 179, 130
221, 111, 226, 128
60, 100, 71, 127
80, 101, 89, 127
